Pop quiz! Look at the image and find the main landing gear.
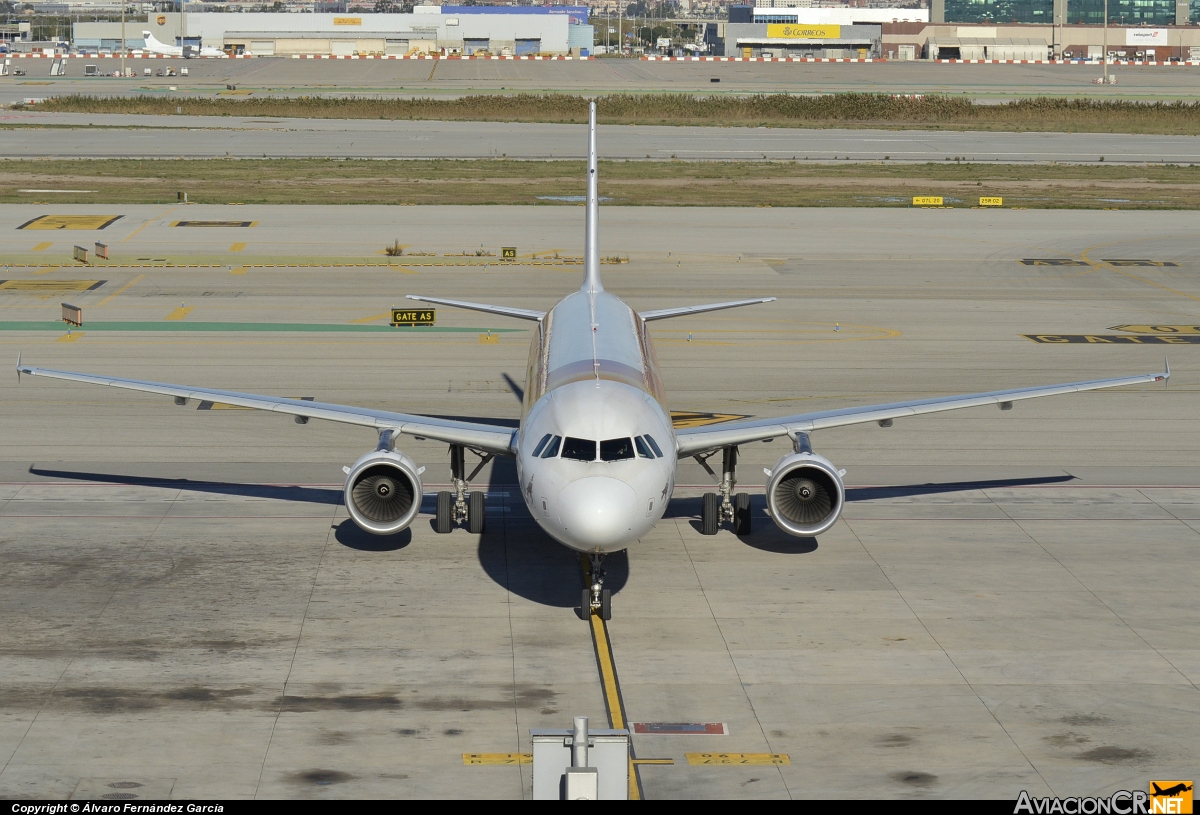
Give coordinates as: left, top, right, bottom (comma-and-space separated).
582, 553, 612, 621
435, 443, 492, 534
696, 446, 752, 536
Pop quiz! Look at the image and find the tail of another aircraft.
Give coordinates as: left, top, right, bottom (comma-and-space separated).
582, 101, 603, 294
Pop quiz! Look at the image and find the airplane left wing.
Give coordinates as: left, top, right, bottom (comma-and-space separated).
16, 362, 516, 455
675, 364, 1170, 457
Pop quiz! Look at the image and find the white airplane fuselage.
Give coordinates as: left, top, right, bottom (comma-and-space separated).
515, 289, 676, 554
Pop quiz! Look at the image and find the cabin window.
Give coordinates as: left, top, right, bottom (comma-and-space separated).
644, 434, 664, 458
540, 435, 562, 458
531, 433, 552, 457
561, 437, 597, 462
600, 437, 635, 461
634, 436, 654, 459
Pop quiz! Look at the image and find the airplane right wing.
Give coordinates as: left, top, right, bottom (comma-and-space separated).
675, 364, 1170, 457
17, 361, 517, 455
639, 298, 775, 321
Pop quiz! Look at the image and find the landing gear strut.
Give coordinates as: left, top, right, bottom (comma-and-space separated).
435, 443, 492, 534
696, 445, 751, 536
582, 553, 612, 621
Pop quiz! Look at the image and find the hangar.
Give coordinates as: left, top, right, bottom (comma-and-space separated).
722, 22, 883, 59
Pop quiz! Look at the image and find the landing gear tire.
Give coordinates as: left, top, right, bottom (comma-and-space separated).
734, 492, 752, 536
701, 492, 720, 535
467, 490, 486, 534
581, 588, 593, 619
435, 491, 453, 534
600, 589, 612, 621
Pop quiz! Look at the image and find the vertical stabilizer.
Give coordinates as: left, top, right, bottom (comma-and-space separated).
582, 101, 603, 293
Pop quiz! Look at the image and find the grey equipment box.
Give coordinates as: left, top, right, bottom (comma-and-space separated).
531, 721, 629, 800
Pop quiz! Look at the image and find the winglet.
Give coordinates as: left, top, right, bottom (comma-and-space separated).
1164, 357, 1170, 383
15, 351, 20, 383
581, 100, 603, 294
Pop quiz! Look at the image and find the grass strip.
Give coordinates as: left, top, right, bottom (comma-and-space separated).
3, 158, 1200, 209
24, 92, 1200, 135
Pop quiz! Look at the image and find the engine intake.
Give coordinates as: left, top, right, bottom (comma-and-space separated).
344, 450, 423, 535
766, 452, 844, 537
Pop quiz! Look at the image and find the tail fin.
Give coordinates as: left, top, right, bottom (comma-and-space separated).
582, 101, 603, 294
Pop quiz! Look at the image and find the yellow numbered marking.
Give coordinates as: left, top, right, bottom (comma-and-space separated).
1111, 325, 1200, 334
18, 215, 123, 231
463, 753, 532, 765
912, 196, 943, 207
686, 753, 791, 766
979, 196, 1003, 206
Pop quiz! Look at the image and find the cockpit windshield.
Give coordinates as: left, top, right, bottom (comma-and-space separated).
561, 437, 597, 462
600, 437, 634, 461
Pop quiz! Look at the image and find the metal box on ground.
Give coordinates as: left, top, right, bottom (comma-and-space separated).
531, 718, 629, 800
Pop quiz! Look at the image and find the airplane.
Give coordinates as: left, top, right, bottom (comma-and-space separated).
1152, 783, 1192, 797
16, 102, 1170, 621
141, 30, 226, 58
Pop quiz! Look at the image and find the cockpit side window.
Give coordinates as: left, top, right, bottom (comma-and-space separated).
634, 436, 654, 459
531, 433, 552, 458
540, 435, 562, 458
561, 437, 596, 462
600, 437, 635, 461
644, 434, 664, 458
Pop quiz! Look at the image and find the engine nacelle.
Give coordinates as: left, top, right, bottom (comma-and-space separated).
765, 451, 845, 537
343, 449, 423, 535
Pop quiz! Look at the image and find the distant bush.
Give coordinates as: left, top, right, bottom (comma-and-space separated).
28, 93, 1200, 134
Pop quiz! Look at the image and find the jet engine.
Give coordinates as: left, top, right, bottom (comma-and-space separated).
343, 449, 423, 535
765, 450, 844, 537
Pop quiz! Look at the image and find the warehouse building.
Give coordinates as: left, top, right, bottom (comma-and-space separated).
722, 22, 883, 58
73, 7, 593, 57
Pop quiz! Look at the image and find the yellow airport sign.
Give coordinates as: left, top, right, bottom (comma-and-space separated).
18, 215, 123, 231
980, 196, 1003, 206
463, 753, 531, 765
501, 247, 517, 260
333, 16, 361, 25
766, 23, 841, 38
391, 308, 435, 326
913, 196, 943, 206
687, 753, 791, 766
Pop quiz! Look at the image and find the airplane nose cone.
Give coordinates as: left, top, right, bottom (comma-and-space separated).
558, 476, 639, 550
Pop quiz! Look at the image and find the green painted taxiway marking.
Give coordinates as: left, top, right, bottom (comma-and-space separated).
0, 321, 522, 333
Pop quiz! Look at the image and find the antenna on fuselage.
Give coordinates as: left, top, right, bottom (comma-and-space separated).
582, 100, 603, 294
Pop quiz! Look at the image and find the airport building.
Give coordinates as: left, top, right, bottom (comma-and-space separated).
72, 7, 594, 56
722, 21, 884, 57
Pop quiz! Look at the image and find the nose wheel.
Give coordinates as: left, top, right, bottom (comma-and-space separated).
582, 553, 612, 620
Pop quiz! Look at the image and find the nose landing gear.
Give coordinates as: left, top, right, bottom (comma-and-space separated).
434, 443, 492, 534
582, 553, 612, 621
696, 446, 752, 536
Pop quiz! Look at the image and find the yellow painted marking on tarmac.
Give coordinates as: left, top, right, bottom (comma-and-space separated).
33, 266, 60, 276
462, 753, 531, 765
479, 333, 499, 344
632, 758, 675, 765
55, 331, 83, 343
121, 207, 177, 243
670, 411, 750, 429
349, 313, 390, 324
165, 306, 194, 321
230, 267, 247, 276
1076, 241, 1199, 301
229, 242, 247, 253
1111, 325, 1200, 334
0, 280, 99, 292
686, 753, 791, 766
18, 215, 122, 231
32, 242, 53, 252
96, 274, 145, 306
581, 555, 641, 801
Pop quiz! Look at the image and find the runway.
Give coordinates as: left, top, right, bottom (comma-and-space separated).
5, 112, 1198, 164
0, 205, 1197, 798
5, 58, 1200, 104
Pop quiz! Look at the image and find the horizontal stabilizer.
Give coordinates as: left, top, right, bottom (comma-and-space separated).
640, 298, 775, 322
405, 295, 545, 322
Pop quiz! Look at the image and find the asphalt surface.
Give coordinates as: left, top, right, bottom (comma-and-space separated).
3, 111, 1197, 163
5, 57, 1200, 102
0, 204, 1197, 798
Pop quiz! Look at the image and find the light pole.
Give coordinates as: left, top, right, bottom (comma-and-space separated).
120, 0, 125, 78
1102, 0, 1108, 82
